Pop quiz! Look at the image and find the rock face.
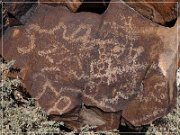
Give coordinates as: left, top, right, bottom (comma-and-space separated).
1, 0, 37, 31
1, 1, 178, 131
39, 0, 178, 26
4, 0, 37, 19
39, 0, 82, 12
123, 0, 178, 27
1, 0, 81, 31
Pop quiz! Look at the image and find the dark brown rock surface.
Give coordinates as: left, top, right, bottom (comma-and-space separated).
123, 0, 178, 27
1, 0, 37, 31
1, 1, 178, 130
3, 0, 37, 18
39, 0, 82, 12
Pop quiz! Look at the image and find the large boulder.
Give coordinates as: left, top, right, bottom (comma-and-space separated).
1, 0, 178, 131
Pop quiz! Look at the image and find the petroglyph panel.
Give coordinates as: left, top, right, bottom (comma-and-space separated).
1, 1, 177, 130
